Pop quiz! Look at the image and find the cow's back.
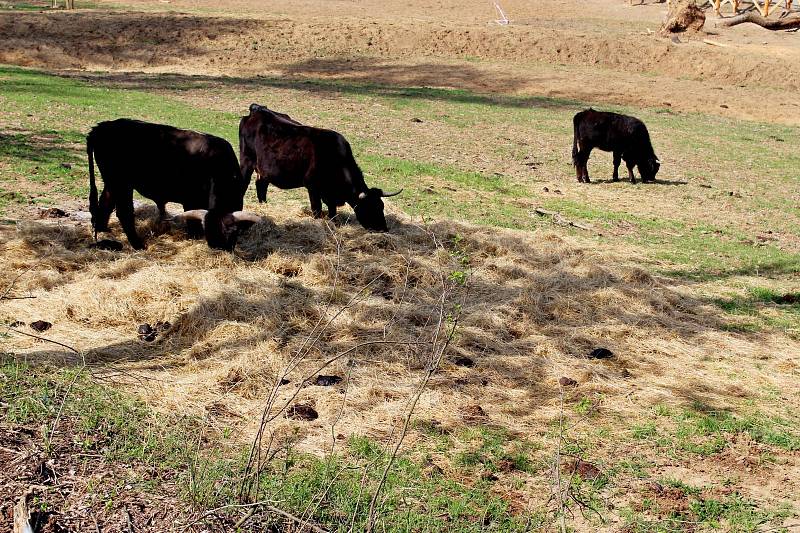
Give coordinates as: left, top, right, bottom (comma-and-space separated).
90, 118, 241, 207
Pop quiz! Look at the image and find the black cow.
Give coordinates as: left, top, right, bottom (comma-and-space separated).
572, 109, 660, 184
239, 104, 401, 231
87, 119, 259, 250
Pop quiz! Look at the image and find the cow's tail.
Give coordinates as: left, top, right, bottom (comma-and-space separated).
86, 129, 98, 240
571, 113, 581, 167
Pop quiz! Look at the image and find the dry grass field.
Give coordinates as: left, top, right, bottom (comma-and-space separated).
1, 0, 799, 531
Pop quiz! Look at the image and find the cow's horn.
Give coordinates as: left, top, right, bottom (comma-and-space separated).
656, 158, 661, 164
358, 192, 367, 200
231, 211, 262, 224
380, 188, 403, 198
176, 209, 209, 224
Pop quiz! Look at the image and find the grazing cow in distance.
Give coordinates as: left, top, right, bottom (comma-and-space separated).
87, 118, 259, 250
239, 104, 402, 231
572, 109, 661, 184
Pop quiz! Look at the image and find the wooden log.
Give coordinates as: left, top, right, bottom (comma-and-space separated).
716, 11, 800, 28
14, 496, 33, 533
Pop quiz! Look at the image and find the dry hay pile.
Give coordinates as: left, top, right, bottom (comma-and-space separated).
1, 201, 797, 460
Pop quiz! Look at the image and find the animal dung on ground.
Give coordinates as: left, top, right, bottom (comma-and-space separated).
559, 376, 578, 387
287, 403, 318, 421
89, 239, 124, 252
9, 320, 25, 328
137, 323, 157, 342
137, 321, 170, 342
451, 355, 475, 368
588, 347, 614, 359
29, 320, 52, 332
410, 117, 423, 123
313, 375, 342, 387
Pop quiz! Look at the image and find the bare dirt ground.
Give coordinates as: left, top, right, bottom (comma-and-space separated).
1, 0, 799, 123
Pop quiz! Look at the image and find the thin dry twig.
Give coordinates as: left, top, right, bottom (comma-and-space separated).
365, 224, 467, 532
6, 327, 80, 354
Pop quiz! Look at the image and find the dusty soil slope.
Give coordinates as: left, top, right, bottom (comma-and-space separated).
1, 0, 799, 123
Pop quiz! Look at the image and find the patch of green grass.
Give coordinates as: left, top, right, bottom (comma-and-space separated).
1, 356, 545, 530
712, 286, 800, 338
689, 494, 793, 531
631, 422, 658, 440
452, 426, 541, 476
661, 477, 702, 496
0, 185, 27, 214
1, 357, 193, 468
674, 404, 800, 454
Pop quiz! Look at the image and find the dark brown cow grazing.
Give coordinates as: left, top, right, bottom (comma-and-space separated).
87, 119, 259, 250
239, 104, 401, 231
572, 109, 660, 184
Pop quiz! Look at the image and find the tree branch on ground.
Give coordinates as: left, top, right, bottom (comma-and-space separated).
716, 11, 800, 28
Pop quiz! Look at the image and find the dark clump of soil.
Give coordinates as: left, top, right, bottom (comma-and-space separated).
38, 207, 67, 218
29, 320, 52, 332
90, 239, 124, 251
774, 293, 799, 304
287, 403, 318, 421
460, 404, 487, 423
313, 375, 342, 386
9, 320, 25, 328
588, 347, 614, 359
569, 459, 601, 481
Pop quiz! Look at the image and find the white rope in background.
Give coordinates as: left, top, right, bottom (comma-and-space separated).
491, 1, 510, 24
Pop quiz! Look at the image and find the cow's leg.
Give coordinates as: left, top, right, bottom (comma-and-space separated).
612, 152, 621, 182
256, 177, 269, 204
627, 161, 637, 184
308, 189, 323, 218
574, 146, 592, 183
115, 188, 144, 249
93, 187, 115, 232
157, 202, 167, 219
240, 156, 255, 189
327, 203, 337, 219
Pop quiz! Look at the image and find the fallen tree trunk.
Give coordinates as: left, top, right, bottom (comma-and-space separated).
716, 11, 800, 29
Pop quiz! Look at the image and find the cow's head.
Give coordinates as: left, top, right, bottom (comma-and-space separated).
640, 156, 661, 182
353, 188, 402, 231
176, 209, 261, 250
